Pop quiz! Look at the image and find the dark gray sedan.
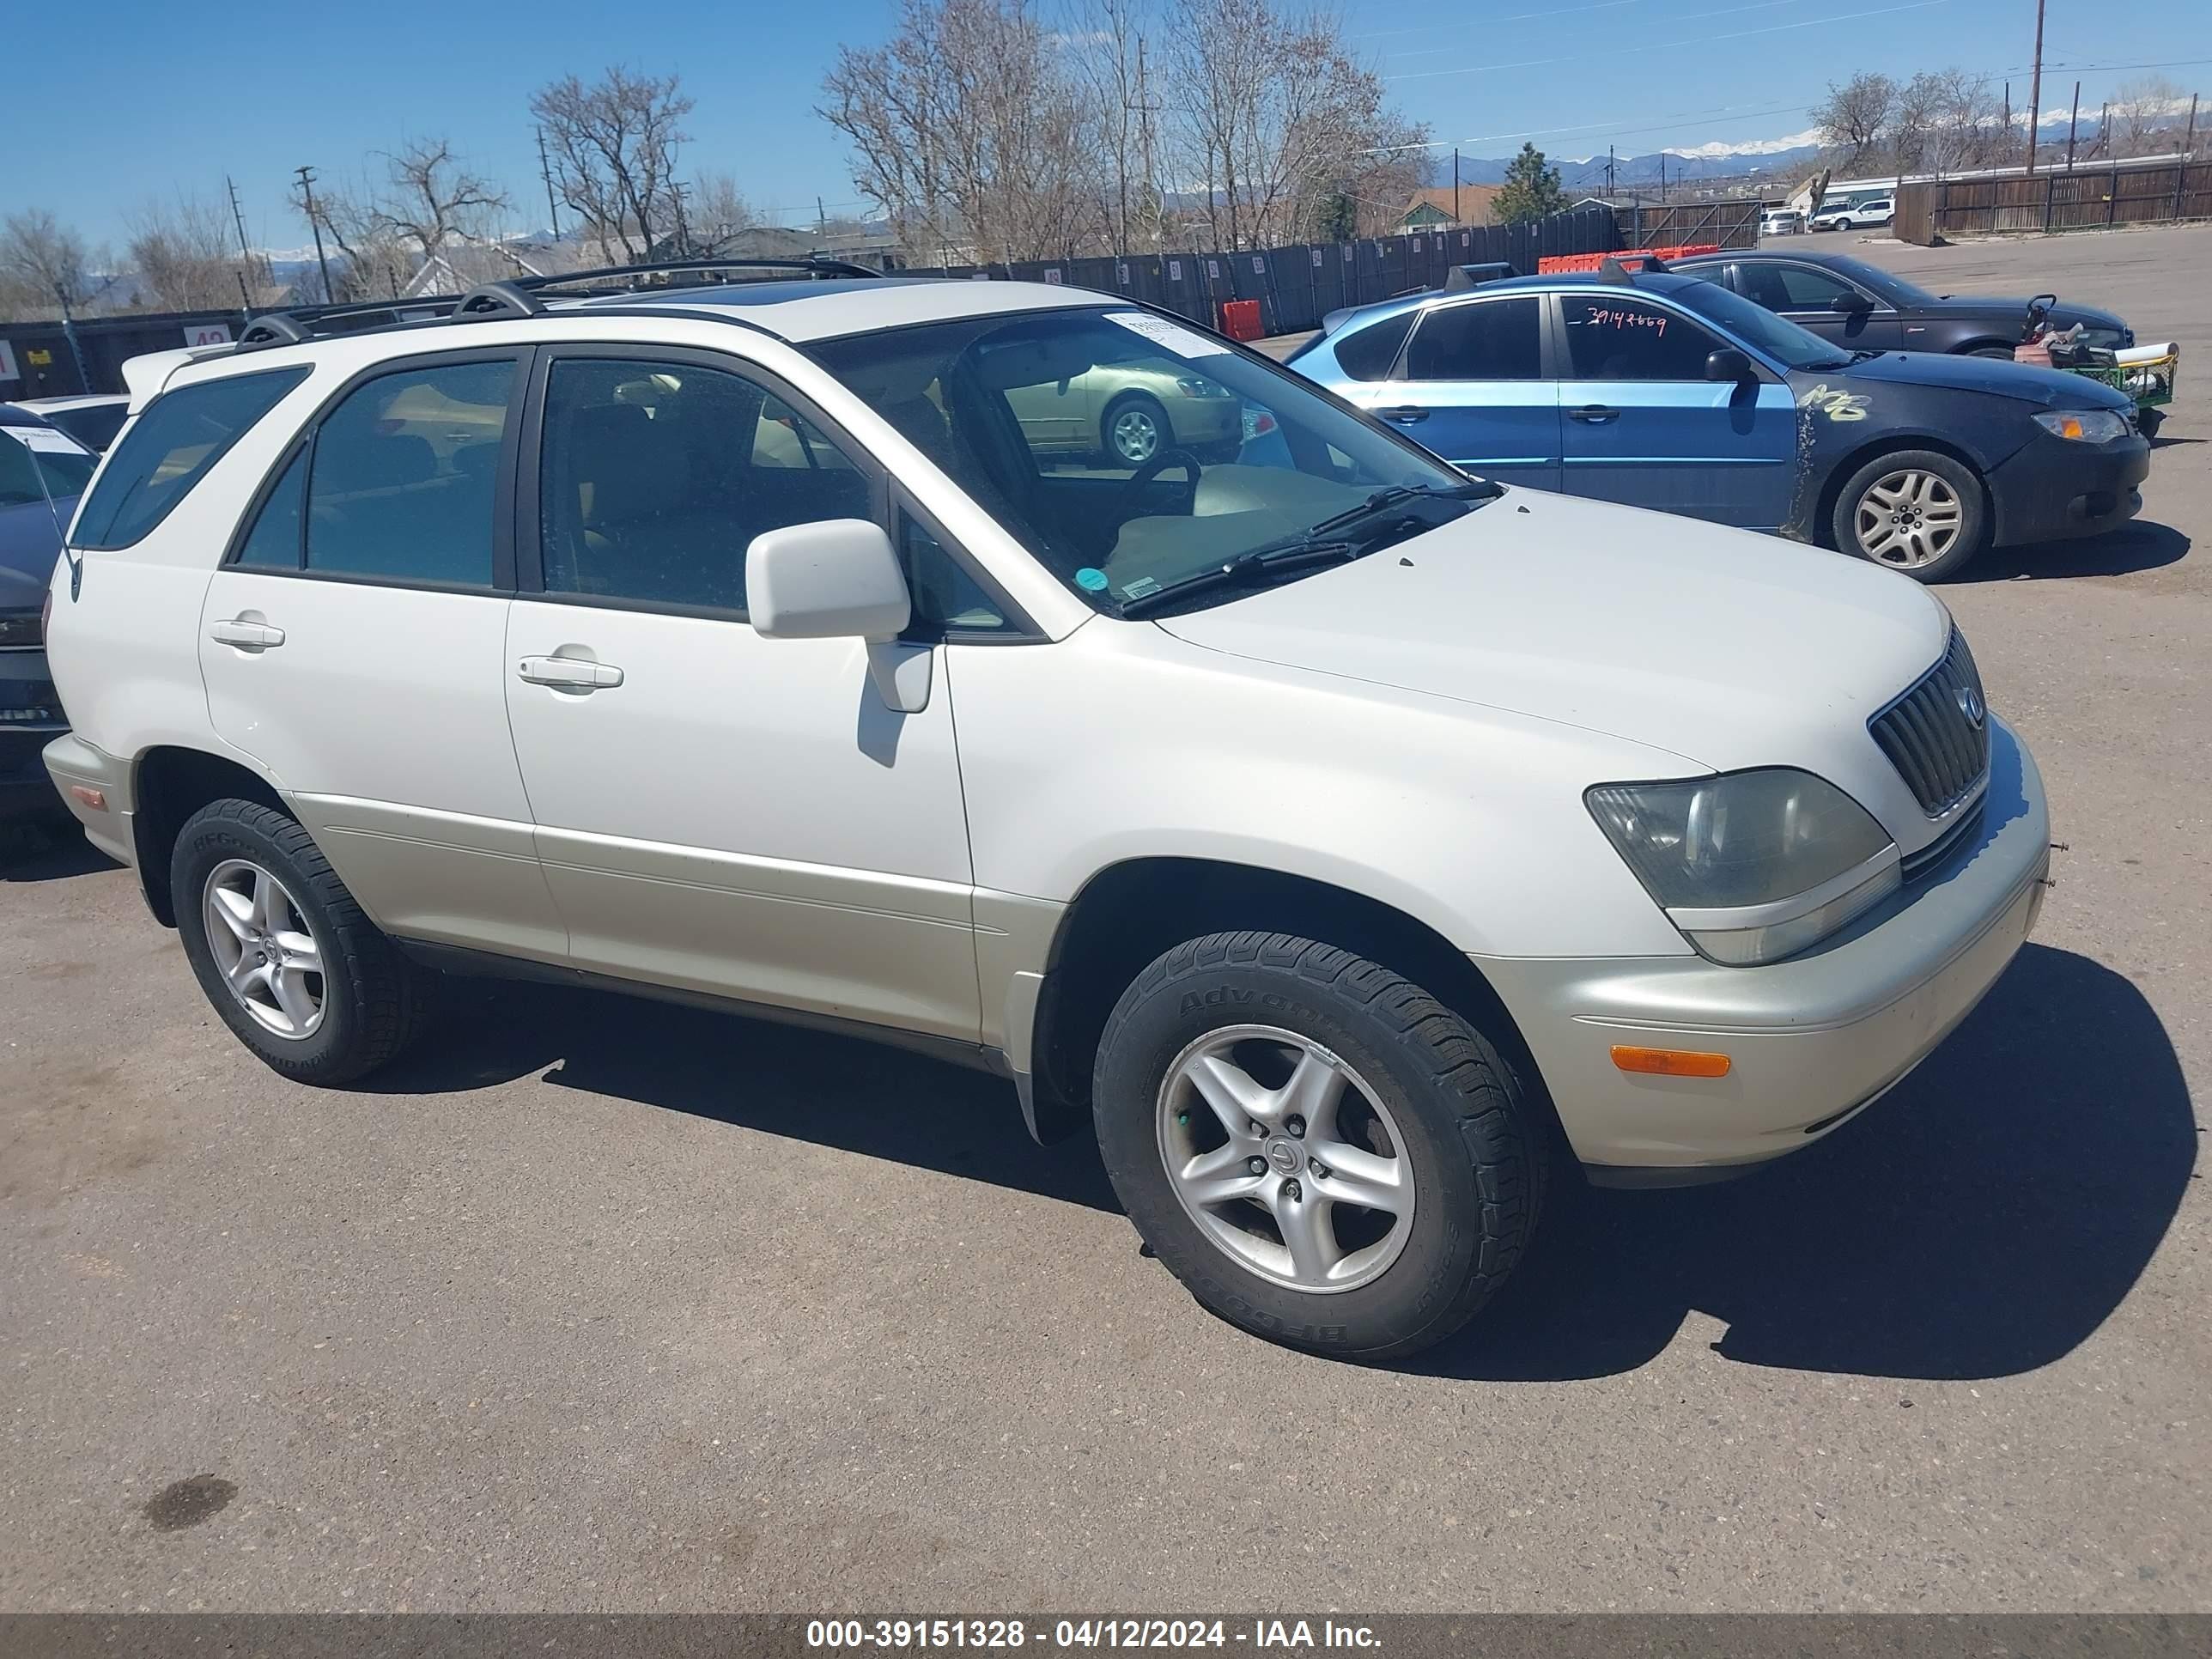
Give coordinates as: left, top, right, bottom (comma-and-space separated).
1, 406, 93, 825
1672, 250, 2132, 359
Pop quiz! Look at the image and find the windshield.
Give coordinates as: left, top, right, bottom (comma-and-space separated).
1665, 278, 1855, 370
806, 307, 1472, 614
1, 425, 97, 508
1811, 254, 1931, 307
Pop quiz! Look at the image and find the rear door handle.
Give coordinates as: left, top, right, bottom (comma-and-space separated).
208, 618, 285, 651
1569, 404, 1620, 424
517, 655, 624, 690
1379, 405, 1431, 424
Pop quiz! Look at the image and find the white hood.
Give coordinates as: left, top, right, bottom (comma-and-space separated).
1152, 489, 1951, 781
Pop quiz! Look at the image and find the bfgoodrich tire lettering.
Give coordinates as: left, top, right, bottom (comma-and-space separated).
172, 799, 430, 1085
1093, 931, 1546, 1360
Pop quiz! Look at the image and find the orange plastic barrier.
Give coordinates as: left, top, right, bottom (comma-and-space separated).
1536, 243, 1723, 274
1218, 299, 1265, 341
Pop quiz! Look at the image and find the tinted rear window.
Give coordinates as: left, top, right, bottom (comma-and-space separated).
71, 368, 308, 550
1331, 312, 1417, 381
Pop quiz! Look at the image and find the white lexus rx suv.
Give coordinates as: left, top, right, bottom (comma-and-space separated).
42, 262, 2048, 1358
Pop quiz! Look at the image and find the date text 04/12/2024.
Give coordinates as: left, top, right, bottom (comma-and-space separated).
805, 1620, 1382, 1650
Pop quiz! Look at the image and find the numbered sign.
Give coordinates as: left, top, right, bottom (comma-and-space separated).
1168, 258, 1183, 282
1042, 268, 1063, 285
184, 322, 234, 347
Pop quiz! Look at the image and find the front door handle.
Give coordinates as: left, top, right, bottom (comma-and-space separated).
1568, 404, 1620, 424
209, 617, 285, 651
517, 655, 624, 690
1379, 404, 1430, 424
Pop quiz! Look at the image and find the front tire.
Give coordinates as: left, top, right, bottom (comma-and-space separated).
1831, 447, 1988, 581
173, 799, 429, 1085
1093, 932, 1547, 1360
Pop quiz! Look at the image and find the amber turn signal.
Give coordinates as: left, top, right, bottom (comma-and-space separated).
68, 785, 107, 811
1610, 1044, 1732, 1079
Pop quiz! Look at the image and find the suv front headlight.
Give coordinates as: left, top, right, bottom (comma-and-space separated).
2033, 408, 2131, 443
1586, 769, 1899, 966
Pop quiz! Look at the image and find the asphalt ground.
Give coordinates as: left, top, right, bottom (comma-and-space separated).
2, 224, 2207, 1615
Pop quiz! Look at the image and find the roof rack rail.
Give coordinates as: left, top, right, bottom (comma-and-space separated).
451, 281, 546, 320
234, 295, 463, 354
513, 255, 885, 295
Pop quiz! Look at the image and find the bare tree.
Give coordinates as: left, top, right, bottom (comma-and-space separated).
1893, 68, 2002, 175
1811, 72, 1896, 172
1161, 0, 1419, 249
1061, 0, 1157, 251
0, 209, 100, 316
127, 196, 275, 311
374, 138, 509, 270
686, 170, 757, 256
289, 173, 407, 302
531, 67, 695, 263
821, 0, 1097, 264
2113, 75, 2187, 154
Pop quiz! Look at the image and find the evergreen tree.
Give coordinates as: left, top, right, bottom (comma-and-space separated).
1495, 143, 1565, 223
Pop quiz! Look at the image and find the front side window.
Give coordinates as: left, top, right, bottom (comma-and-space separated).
1767, 264, 1875, 310
303, 359, 514, 586
71, 367, 307, 550
1401, 297, 1542, 380
1561, 296, 1723, 380
538, 358, 871, 612
807, 307, 1478, 617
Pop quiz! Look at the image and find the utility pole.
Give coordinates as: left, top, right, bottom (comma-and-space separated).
2184, 94, 2200, 161
2096, 100, 2109, 160
2025, 0, 2046, 173
2064, 81, 2081, 169
1453, 149, 1461, 223
536, 126, 562, 239
2002, 82, 2012, 159
54, 284, 90, 394
1606, 144, 1615, 197
225, 174, 253, 264
1659, 152, 1668, 202
1136, 36, 1160, 251
295, 164, 334, 305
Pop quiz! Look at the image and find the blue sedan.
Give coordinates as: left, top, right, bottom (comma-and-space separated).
1287, 266, 2148, 580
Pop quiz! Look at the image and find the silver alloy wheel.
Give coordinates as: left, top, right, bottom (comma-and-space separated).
1855, 467, 1964, 568
202, 858, 327, 1041
1156, 1024, 1416, 1294
1110, 404, 1162, 465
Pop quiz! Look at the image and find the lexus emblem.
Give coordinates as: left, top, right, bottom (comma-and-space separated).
1956, 684, 1985, 728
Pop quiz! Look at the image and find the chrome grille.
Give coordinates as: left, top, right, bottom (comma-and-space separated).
1870, 630, 1990, 817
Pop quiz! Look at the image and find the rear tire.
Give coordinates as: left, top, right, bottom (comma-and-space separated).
1966, 345, 2017, 360
1093, 931, 1547, 1360
172, 799, 430, 1085
1830, 447, 1988, 582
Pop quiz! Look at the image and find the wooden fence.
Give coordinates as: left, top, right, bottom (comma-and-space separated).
1896, 162, 2212, 244
1611, 198, 1763, 252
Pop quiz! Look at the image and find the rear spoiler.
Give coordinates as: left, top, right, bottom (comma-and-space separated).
119, 344, 239, 412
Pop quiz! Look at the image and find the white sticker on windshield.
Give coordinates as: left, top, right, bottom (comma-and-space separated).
7, 426, 86, 453
1105, 311, 1228, 358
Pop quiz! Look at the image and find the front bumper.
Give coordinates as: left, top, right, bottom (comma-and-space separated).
1987, 429, 2149, 547
1478, 717, 2049, 1179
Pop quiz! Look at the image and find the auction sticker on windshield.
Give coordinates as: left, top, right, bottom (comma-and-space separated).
1106, 312, 1226, 357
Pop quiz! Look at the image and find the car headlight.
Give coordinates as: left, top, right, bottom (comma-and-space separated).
2033, 408, 2131, 443
1585, 769, 1899, 966
1176, 377, 1230, 398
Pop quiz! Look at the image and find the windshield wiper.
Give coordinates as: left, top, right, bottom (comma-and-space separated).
1115, 541, 1358, 617
1114, 481, 1498, 619
1305, 479, 1500, 538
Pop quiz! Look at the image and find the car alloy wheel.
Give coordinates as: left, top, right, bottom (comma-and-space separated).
1155, 1024, 1415, 1293
1855, 467, 1963, 569
1111, 404, 1163, 465
201, 856, 328, 1040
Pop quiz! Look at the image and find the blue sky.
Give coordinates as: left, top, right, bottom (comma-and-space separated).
9, 0, 2208, 250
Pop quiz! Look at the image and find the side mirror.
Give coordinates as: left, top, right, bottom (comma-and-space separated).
748, 519, 910, 641
1830, 291, 1873, 314
1705, 347, 1755, 384
746, 519, 930, 714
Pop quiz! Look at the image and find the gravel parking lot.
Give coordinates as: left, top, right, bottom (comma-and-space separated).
2, 224, 2206, 1616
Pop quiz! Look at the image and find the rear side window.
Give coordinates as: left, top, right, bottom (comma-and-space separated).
1330, 312, 1416, 381
1402, 298, 1542, 380
303, 359, 514, 586
71, 368, 307, 550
